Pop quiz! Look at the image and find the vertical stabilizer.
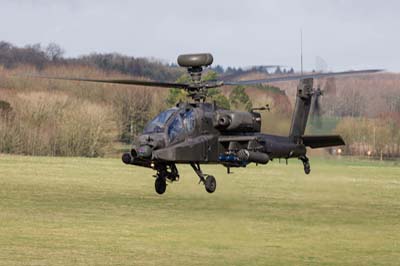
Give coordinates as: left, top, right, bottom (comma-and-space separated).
289, 78, 314, 142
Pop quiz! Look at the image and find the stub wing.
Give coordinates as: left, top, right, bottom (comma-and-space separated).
301, 135, 345, 148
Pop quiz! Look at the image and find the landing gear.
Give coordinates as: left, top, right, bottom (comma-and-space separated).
155, 177, 167, 194
153, 164, 179, 195
205, 175, 216, 193
300, 156, 311, 175
190, 163, 217, 193
152, 163, 217, 194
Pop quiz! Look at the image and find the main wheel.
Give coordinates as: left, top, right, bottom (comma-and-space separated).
155, 177, 167, 195
205, 175, 216, 193
304, 162, 311, 175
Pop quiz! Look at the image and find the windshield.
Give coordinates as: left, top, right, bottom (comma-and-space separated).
168, 109, 196, 143
143, 108, 177, 134
168, 114, 184, 143
183, 109, 195, 133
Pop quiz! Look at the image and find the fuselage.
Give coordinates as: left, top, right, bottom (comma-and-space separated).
125, 102, 306, 168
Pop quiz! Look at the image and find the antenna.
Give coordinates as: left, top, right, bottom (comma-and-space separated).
300, 29, 303, 76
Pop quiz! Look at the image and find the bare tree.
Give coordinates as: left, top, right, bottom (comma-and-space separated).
45, 43, 65, 61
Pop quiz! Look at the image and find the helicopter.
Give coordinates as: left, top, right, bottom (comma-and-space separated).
43, 53, 382, 194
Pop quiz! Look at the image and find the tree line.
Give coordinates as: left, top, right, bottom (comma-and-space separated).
0, 41, 295, 82
1, 41, 400, 159
0, 41, 182, 81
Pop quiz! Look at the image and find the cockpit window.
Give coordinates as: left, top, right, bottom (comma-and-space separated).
167, 109, 196, 143
183, 109, 195, 133
168, 114, 184, 143
143, 108, 177, 134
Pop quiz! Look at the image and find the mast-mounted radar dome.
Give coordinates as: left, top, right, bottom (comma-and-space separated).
177, 53, 214, 68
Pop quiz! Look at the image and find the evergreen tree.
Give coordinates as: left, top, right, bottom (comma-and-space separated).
213, 94, 231, 109
166, 70, 230, 109
274, 66, 282, 74
229, 86, 253, 111
166, 74, 190, 106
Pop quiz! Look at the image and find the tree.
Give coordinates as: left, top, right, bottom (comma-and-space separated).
334, 116, 400, 158
45, 43, 65, 61
213, 94, 230, 109
202, 71, 230, 108
274, 66, 282, 74
229, 86, 252, 111
166, 88, 186, 106
166, 70, 230, 108
166, 74, 190, 106
337, 88, 365, 117
212, 65, 224, 74
202, 70, 218, 81
113, 89, 153, 143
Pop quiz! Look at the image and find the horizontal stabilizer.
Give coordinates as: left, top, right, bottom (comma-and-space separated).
301, 135, 345, 148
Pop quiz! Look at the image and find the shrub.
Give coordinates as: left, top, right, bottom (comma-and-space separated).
0, 91, 115, 157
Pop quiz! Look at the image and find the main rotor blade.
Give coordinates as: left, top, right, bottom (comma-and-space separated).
33, 75, 190, 89
224, 69, 383, 86
245, 65, 287, 69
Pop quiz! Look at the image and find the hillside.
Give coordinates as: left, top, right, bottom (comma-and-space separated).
0, 41, 183, 81
231, 70, 400, 117
0, 64, 169, 156
0, 41, 399, 158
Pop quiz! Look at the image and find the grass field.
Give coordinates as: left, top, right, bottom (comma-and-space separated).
0, 155, 399, 265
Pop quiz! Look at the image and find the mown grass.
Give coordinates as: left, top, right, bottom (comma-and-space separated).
0, 155, 399, 265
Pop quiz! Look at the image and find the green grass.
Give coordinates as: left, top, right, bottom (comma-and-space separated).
0, 155, 399, 265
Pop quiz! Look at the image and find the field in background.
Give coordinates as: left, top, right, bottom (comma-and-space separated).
0, 155, 399, 265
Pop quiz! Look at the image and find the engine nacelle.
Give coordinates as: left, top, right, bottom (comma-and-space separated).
214, 110, 261, 132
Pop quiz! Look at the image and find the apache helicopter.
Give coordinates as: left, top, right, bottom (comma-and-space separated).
45, 53, 381, 194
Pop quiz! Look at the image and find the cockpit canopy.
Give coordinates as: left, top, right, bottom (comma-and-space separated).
143, 108, 177, 134
143, 108, 197, 144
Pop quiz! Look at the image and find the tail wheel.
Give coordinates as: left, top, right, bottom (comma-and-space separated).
155, 177, 167, 195
205, 175, 216, 193
300, 156, 311, 175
